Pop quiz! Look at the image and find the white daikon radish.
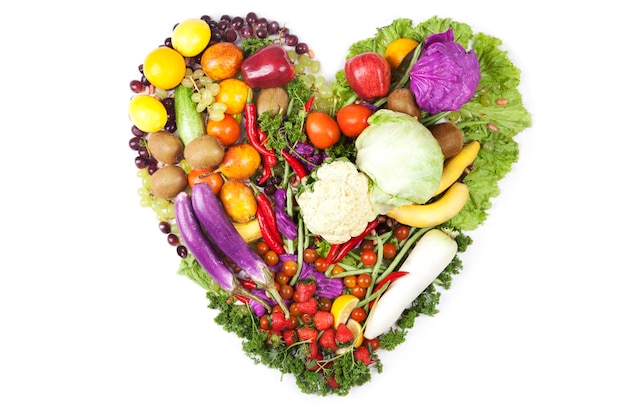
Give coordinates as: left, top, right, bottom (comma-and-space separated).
363, 228, 458, 339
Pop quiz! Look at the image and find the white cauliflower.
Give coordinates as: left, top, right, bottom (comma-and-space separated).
296, 160, 377, 244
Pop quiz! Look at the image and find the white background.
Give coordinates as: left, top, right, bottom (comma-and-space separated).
1, 1, 625, 416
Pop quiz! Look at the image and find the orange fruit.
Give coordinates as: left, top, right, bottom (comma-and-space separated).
201, 42, 244, 81
215, 78, 249, 115
171, 18, 211, 57
206, 114, 241, 145
143, 46, 186, 90
384, 38, 419, 69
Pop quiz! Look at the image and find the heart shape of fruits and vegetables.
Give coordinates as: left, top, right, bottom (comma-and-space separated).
127, 13, 531, 396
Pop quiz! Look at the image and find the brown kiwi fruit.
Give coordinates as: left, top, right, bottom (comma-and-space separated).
428, 122, 464, 159
147, 131, 184, 165
183, 134, 225, 170
386, 88, 422, 120
255, 87, 289, 117
150, 165, 188, 200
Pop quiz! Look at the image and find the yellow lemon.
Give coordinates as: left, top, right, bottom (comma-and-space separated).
346, 318, 364, 348
384, 38, 419, 69
172, 18, 212, 57
128, 94, 167, 133
143, 46, 186, 90
330, 294, 359, 329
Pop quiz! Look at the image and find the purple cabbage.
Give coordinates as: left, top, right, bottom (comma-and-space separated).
409, 28, 480, 114
273, 188, 298, 240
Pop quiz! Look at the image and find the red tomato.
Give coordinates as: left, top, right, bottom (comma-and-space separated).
382, 243, 397, 259
206, 114, 241, 146
336, 103, 373, 137
350, 307, 367, 323
305, 111, 341, 149
360, 249, 377, 266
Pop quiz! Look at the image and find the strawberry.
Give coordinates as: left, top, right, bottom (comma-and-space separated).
294, 280, 317, 303
296, 326, 318, 343
295, 297, 318, 315
313, 310, 334, 331
326, 374, 340, 389
354, 345, 376, 365
271, 310, 289, 331
335, 323, 354, 347
318, 328, 338, 352
282, 329, 297, 346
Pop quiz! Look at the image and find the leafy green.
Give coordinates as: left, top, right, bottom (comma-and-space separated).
240, 37, 273, 56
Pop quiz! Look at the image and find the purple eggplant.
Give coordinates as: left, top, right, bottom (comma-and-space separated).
273, 188, 297, 241
190, 183, 290, 316
240, 44, 295, 88
174, 192, 270, 311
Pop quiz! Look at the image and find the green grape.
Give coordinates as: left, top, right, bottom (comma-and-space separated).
139, 195, 153, 208
309, 60, 321, 74
212, 102, 227, 114
209, 84, 220, 96
181, 77, 194, 89
299, 54, 311, 67
191, 92, 202, 103
317, 85, 333, 99
287, 50, 297, 62
314, 75, 326, 89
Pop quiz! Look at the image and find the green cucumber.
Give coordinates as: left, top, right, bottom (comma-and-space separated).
174, 84, 206, 146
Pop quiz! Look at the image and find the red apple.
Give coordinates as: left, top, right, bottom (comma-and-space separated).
344, 52, 391, 101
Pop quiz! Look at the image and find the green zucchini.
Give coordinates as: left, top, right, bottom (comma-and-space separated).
174, 84, 205, 146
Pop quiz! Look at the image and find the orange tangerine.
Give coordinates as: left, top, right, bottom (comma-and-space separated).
172, 18, 212, 57
143, 46, 186, 90
201, 42, 244, 81
215, 78, 250, 115
384, 38, 419, 69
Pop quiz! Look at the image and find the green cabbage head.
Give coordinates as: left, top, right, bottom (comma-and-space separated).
355, 109, 444, 214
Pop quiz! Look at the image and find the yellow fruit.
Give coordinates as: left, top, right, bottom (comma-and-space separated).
346, 318, 364, 348
128, 95, 168, 133
330, 294, 359, 329
143, 46, 186, 90
384, 38, 419, 69
172, 18, 212, 57
215, 78, 249, 114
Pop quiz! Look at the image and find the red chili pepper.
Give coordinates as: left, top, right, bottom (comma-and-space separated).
304, 96, 315, 113
235, 295, 250, 304
327, 219, 380, 265
258, 153, 273, 185
256, 194, 285, 255
325, 244, 341, 267
245, 105, 275, 159
238, 279, 257, 290
368, 271, 409, 309
280, 149, 308, 180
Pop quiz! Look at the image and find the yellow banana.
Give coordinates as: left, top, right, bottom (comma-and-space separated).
387, 182, 469, 228
233, 219, 262, 243
433, 140, 480, 196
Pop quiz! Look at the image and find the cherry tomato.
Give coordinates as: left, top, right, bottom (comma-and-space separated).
256, 241, 269, 255
279, 284, 294, 300
301, 313, 313, 325
351, 286, 366, 299
365, 338, 380, 351
331, 265, 345, 276
350, 307, 367, 323
305, 111, 341, 149
260, 315, 271, 330
187, 168, 224, 193
360, 249, 377, 266
303, 248, 318, 264
382, 243, 397, 259
314, 257, 328, 272
264, 250, 279, 266
343, 275, 357, 288
360, 239, 375, 252
281, 260, 298, 277
357, 273, 372, 288
336, 103, 373, 137
289, 302, 302, 317
318, 297, 332, 312
394, 225, 410, 240
275, 271, 290, 285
